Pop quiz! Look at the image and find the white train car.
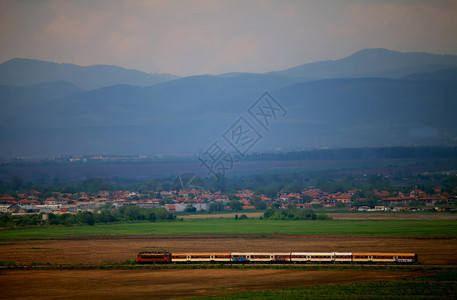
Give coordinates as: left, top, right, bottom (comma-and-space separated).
243, 253, 275, 263
334, 252, 353, 263
291, 252, 334, 263
369, 253, 397, 263
352, 253, 372, 263
272, 253, 291, 262
171, 253, 231, 263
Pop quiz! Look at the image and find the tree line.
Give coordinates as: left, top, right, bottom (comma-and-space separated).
0, 205, 175, 227
263, 208, 331, 220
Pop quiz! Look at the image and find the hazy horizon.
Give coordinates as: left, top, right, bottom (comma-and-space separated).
1, 0, 457, 77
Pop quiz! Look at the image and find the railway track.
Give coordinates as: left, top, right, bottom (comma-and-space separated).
1, 263, 443, 270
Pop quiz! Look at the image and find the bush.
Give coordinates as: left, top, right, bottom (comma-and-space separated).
263, 208, 331, 220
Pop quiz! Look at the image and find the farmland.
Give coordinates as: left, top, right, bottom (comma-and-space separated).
0, 269, 436, 299
1, 218, 457, 241
1, 215, 457, 298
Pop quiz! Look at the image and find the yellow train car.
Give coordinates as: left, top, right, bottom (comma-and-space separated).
352, 253, 417, 263
171, 253, 231, 263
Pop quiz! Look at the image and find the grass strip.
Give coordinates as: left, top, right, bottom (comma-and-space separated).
1, 219, 457, 240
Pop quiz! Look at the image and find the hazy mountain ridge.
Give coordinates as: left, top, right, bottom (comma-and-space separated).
1, 49, 457, 158
0, 58, 179, 90
0, 80, 82, 102
274, 48, 457, 80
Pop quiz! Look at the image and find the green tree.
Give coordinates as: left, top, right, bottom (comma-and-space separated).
184, 205, 197, 213
11, 176, 23, 191
253, 200, 267, 210
228, 200, 243, 211
263, 208, 275, 219
300, 195, 312, 204
209, 201, 225, 212
124, 205, 143, 221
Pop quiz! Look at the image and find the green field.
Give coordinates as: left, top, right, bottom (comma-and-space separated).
1, 218, 456, 240
196, 269, 457, 299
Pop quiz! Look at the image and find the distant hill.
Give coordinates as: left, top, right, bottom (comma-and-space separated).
402, 67, 457, 82
0, 58, 179, 90
1, 68, 457, 158
1, 49, 457, 158
271, 73, 457, 150
274, 48, 457, 80
0, 80, 82, 102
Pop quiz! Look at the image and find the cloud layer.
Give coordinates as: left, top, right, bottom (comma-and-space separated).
1, 0, 457, 76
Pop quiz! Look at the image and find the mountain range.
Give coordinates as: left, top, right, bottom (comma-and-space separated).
0, 58, 178, 90
1, 48, 457, 159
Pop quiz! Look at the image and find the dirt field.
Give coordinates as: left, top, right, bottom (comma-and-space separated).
1, 234, 454, 299
0, 269, 428, 299
1, 235, 456, 265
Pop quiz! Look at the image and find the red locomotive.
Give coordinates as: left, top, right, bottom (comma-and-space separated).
136, 250, 171, 264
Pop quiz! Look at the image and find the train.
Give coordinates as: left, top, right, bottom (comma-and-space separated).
136, 251, 418, 264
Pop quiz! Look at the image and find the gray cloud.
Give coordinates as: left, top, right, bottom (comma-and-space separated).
1, 0, 456, 76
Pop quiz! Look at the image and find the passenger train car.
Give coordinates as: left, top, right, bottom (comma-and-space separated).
136, 251, 417, 264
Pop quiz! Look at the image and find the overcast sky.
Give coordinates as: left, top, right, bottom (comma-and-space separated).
1, 0, 457, 76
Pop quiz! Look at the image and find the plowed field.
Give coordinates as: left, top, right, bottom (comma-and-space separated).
1, 234, 455, 298
1, 234, 456, 265
0, 269, 428, 299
